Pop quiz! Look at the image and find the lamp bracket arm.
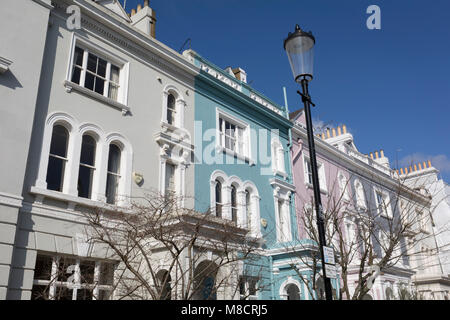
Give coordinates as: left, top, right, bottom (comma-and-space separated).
296, 90, 316, 107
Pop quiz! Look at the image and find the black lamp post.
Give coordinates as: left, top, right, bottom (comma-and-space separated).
284, 24, 333, 301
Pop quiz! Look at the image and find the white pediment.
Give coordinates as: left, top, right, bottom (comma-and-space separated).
95, 0, 130, 21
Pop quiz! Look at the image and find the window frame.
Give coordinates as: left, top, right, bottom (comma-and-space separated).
374, 188, 393, 219
65, 35, 129, 111
31, 254, 115, 300
302, 154, 327, 193
216, 108, 251, 162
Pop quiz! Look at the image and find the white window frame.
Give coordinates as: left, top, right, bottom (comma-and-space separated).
271, 137, 287, 177
65, 34, 129, 111
31, 254, 115, 300
33, 112, 132, 207
302, 154, 327, 193
216, 108, 251, 163
161, 85, 187, 129
374, 187, 393, 219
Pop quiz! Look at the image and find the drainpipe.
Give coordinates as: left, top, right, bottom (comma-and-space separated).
269, 255, 275, 299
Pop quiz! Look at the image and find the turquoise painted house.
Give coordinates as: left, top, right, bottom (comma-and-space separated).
183, 50, 317, 300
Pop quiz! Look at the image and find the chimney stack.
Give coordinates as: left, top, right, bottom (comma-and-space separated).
130, 1, 157, 38
232, 67, 247, 83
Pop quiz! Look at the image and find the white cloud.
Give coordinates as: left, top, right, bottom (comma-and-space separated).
398, 153, 450, 174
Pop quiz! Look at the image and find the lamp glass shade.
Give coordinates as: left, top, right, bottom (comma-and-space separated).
284, 26, 315, 82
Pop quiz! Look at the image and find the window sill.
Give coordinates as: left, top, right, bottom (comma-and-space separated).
380, 213, 393, 220
273, 169, 288, 179
63, 80, 129, 115
305, 183, 328, 195
217, 146, 255, 166
30, 186, 130, 212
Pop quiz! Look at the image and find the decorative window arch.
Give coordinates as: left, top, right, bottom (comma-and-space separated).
35, 112, 132, 206
36, 112, 78, 193
162, 84, 186, 129
279, 277, 302, 300
209, 170, 260, 235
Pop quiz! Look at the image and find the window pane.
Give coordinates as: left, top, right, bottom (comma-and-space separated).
94, 76, 105, 95
49, 125, 68, 157
31, 285, 49, 300
106, 173, 119, 204
71, 66, 81, 85
165, 163, 176, 194
85, 72, 95, 91
33, 255, 53, 281
80, 135, 96, 166
108, 83, 119, 101
99, 263, 114, 286
77, 288, 93, 300
79, 260, 95, 284
78, 166, 94, 198
110, 65, 120, 83
97, 58, 107, 77
73, 47, 84, 66
107, 144, 121, 174
87, 53, 97, 73
46, 156, 66, 192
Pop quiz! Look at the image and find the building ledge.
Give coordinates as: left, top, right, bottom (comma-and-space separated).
63, 80, 130, 115
29, 186, 130, 212
0, 56, 12, 74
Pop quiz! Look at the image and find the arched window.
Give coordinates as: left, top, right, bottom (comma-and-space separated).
286, 284, 300, 300
106, 144, 121, 204
46, 125, 69, 192
78, 135, 97, 198
215, 180, 222, 218
231, 185, 238, 222
166, 93, 176, 125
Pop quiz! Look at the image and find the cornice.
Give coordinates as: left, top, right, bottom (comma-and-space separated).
54, 0, 199, 83
292, 125, 430, 205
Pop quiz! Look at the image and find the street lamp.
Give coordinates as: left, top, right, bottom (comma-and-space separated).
284, 24, 333, 301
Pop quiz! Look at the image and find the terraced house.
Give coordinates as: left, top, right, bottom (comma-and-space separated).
0, 0, 448, 300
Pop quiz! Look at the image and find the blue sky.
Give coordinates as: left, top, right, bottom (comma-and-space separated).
119, 0, 450, 181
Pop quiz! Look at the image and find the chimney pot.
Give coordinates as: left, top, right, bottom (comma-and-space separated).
137, 4, 142, 11
337, 126, 342, 135
375, 151, 379, 159
326, 128, 330, 139
414, 164, 418, 171
332, 128, 336, 137
131, 8, 136, 15
428, 160, 432, 168
400, 168, 404, 175
370, 153, 374, 159
144, 0, 149, 7
321, 133, 325, 140
405, 167, 409, 174
380, 149, 384, 158
343, 124, 347, 134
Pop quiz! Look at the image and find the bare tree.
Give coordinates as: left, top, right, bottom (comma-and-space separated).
78, 191, 267, 300
283, 171, 446, 300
